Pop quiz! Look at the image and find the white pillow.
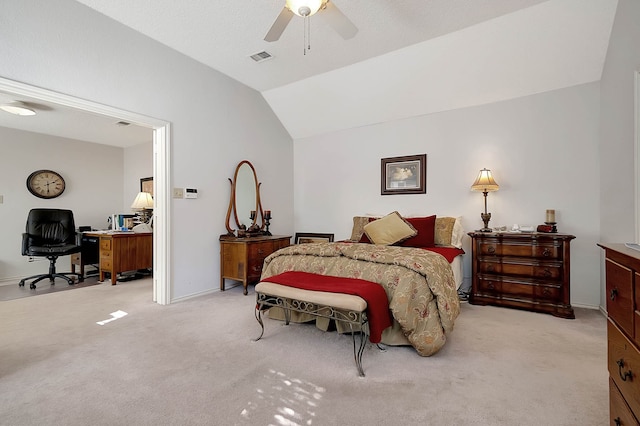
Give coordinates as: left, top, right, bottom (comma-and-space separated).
451, 217, 465, 249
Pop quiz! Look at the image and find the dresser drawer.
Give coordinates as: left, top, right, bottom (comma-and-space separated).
478, 258, 562, 280
100, 239, 111, 251
249, 241, 275, 258
611, 378, 639, 426
607, 259, 635, 338
477, 240, 560, 259
608, 320, 640, 417
477, 276, 560, 302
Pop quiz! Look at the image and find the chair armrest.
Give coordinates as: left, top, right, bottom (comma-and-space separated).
21, 233, 29, 256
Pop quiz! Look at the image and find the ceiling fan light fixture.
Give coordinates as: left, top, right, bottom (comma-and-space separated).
286, 0, 324, 17
0, 101, 36, 116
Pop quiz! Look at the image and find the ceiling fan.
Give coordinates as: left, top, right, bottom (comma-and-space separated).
264, 0, 358, 42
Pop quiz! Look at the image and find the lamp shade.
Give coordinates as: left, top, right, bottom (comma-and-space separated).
131, 192, 154, 210
286, 0, 324, 16
471, 168, 499, 192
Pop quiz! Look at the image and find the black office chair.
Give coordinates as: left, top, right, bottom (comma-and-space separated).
19, 208, 84, 289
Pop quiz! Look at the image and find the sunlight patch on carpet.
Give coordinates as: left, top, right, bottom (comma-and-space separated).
241, 368, 325, 425
96, 310, 128, 325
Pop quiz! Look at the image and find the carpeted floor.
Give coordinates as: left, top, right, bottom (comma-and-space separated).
0, 279, 608, 425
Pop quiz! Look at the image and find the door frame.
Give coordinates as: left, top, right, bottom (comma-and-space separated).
0, 77, 171, 304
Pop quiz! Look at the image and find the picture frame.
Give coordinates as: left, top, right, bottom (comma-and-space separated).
381, 154, 427, 195
294, 233, 335, 244
140, 177, 153, 196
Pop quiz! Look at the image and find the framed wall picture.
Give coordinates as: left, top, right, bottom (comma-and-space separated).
294, 233, 335, 244
140, 177, 153, 196
381, 154, 426, 195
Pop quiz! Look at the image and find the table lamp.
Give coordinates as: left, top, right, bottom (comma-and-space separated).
471, 168, 499, 232
131, 191, 154, 229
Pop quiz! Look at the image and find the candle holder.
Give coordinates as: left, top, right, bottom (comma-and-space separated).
264, 210, 272, 236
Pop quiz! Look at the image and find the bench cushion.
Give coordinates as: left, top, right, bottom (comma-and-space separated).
256, 282, 367, 312
258, 271, 392, 343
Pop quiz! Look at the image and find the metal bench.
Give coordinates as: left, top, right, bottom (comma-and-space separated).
253, 281, 371, 377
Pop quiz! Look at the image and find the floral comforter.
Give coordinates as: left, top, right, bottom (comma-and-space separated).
260, 242, 460, 356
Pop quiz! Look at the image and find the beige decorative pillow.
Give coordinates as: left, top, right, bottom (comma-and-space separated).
350, 216, 374, 241
434, 217, 456, 246
364, 211, 417, 245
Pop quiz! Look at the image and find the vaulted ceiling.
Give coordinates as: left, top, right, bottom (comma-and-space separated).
0, 0, 619, 144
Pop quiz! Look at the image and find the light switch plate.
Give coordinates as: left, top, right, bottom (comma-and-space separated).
172, 188, 184, 198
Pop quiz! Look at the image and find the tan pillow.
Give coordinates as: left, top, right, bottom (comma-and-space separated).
364, 211, 417, 245
435, 217, 456, 246
350, 216, 374, 241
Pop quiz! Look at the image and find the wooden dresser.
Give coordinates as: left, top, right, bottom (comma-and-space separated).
468, 232, 575, 318
599, 243, 640, 425
220, 235, 290, 295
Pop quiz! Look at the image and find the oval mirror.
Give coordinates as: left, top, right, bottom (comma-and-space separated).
224, 160, 263, 236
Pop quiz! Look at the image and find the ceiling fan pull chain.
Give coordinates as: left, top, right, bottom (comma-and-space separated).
303, 15, 310, 55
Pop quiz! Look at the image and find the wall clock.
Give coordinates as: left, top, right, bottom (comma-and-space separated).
26, 169, 66, 199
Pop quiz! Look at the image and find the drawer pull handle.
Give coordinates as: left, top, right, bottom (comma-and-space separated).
543, 269, 552, 277
617, 359, 633, 382
614, 417, 621, 426
487, 246, 496, 254
610, 288, 618, 301
542, 249, 551, 257
486, 265, 495, 272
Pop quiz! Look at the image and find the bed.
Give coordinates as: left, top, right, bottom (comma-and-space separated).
260, 213, 464, 356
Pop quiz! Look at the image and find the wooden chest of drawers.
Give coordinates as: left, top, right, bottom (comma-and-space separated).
468, 232, 575, 318
599, 243, 640, 425
219, 235, 290, 295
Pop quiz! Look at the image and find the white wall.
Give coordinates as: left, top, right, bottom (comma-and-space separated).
598, 0, 640, 308
294, 82, 601, 308
123, 141, 153, 212
0, 0, 294, 300
599, 0, 640, 244
0, 127, 124, 283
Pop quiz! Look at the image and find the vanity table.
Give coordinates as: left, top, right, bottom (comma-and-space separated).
220, 160, 289, 295
220, 235, 290, 295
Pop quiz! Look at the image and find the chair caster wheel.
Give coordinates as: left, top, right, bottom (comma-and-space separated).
19, 280, 25, 287
30, 283, 36, 290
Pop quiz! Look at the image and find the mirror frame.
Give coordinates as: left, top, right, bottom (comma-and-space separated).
224, 160, 264, 236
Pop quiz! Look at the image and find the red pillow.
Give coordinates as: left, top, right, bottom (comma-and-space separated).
358, 217, 377, 243
399, 215, 436, 248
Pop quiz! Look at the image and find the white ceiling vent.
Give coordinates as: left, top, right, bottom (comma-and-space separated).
250, 51, 273, 63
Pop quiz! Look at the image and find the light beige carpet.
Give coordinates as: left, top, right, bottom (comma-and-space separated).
0, 279, 607, 425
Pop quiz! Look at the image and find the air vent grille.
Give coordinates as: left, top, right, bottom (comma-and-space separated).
250, 51, 273, 62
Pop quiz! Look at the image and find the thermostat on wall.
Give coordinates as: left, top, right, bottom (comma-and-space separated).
185, 188, 198, 199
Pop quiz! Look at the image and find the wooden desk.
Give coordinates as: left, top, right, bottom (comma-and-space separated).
86, 232, 153, 285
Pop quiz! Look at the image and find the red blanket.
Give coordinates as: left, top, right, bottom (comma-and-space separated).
422, 246, 464, 263
262, 271, 392, 343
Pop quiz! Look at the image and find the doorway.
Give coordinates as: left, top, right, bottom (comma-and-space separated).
0, 77, 171, 304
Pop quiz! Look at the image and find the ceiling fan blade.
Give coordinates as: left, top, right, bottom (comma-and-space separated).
321, 2, 358, 40
264, 7, 294, 42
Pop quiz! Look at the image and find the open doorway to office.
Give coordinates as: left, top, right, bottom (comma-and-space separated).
0, 77, 171, 304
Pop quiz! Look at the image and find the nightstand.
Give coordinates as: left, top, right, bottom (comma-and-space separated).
468, 232, 575, 318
